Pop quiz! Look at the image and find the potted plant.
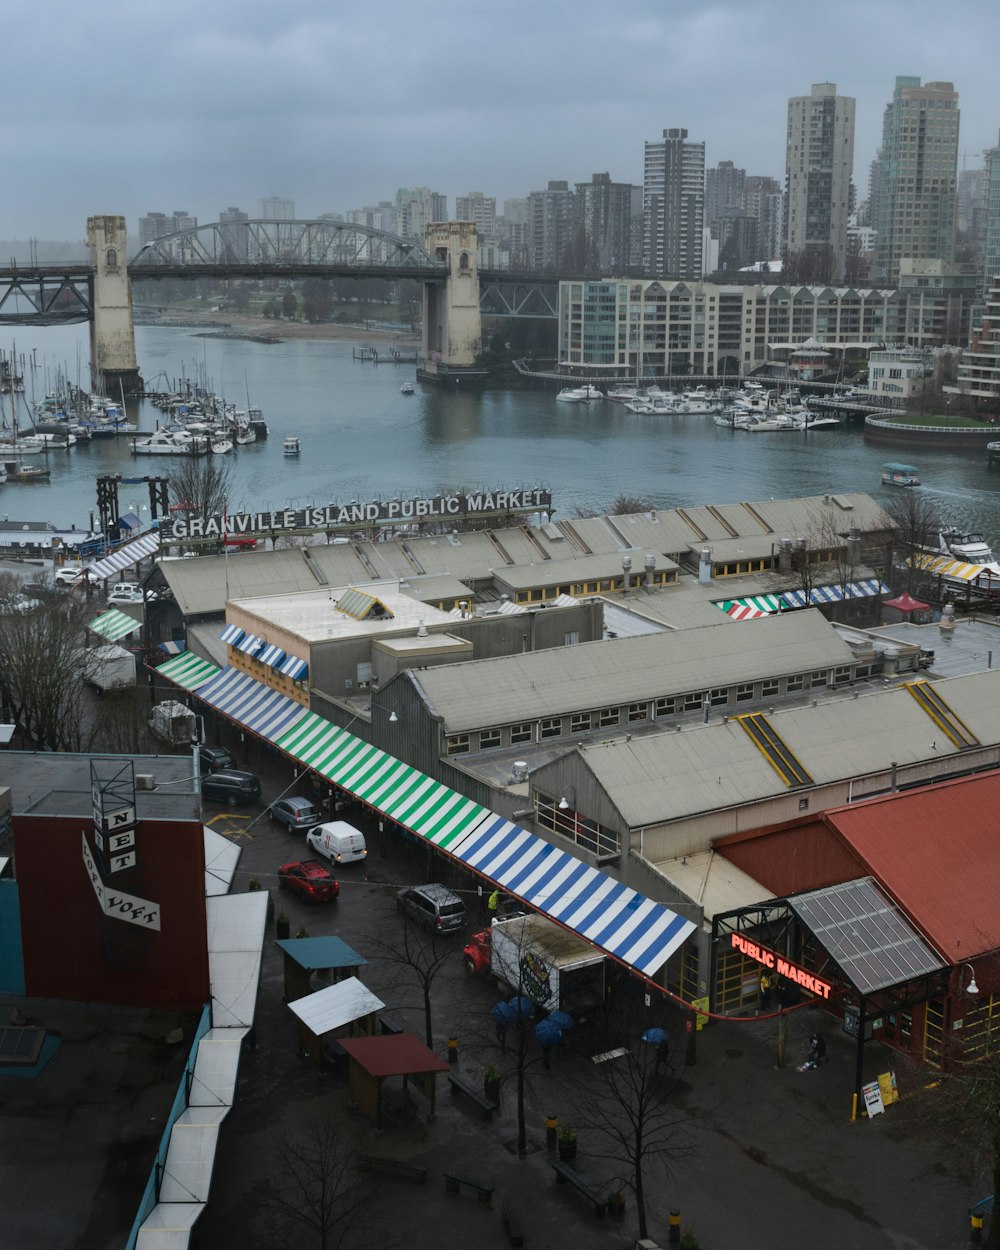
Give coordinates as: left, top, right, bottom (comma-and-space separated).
557, 1126, 577, 1162
275, 913, 290, 939
607, 1188, 626, 1221
483, 1062, 501, 1104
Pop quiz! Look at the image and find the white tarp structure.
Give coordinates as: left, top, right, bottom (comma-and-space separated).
288, 977, 385, 1038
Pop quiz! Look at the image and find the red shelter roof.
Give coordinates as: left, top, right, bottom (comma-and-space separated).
825, 772, 1000, 962
339, 1033, 450, 1078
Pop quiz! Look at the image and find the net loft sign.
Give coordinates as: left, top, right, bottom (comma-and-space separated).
165, 487, 553, 541
85, 760, 161, 930
730, 932, 834, 1000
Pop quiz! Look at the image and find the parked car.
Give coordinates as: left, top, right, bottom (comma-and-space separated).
108, 582, 144, 605
199, 745, 233, 773
270, 795, 323, 833
0, 592, 42, 615
200, 769, 261, 807
54, 566, 86, 586
396, 883, 466, 933
277, 859, 339, 903
306, 820, 367, 864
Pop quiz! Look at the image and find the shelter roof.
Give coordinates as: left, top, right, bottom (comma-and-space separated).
824, 773, 1000, 960
287, 978, 384, 1037
339, 1033, 450, 1077
651, 850, 766, 921
275, 936, 367, 971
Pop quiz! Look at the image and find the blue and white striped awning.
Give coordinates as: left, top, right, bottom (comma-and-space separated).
159, 639, 187, 655
236, 632, 264, 657
85, 530, 161, 581
447, 814, 695, 976
277, 654, 308, 680
258, 643, 286, 668
195, 667, 308, 741
780, 578, 890, 610
219, 624, 245, 646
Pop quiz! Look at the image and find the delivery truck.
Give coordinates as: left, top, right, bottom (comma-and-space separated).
84, 644, 137, 693
462, 913, 606, 1016
149, 700, 196, 746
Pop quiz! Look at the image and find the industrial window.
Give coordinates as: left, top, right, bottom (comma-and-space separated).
540, 717, 562, 739
510, 722, 532, 744
654, 697, 677, 717
627, 702, 649, 722
446, 734, 469, 755
761, 679, 779, 696
598, 707, 619, 727
479, 728, 501, 750
570, 712, 592, 733
710, 687, 728, 706
735, 683, 754, 702
787, 674, 804, 691
810, 670, 827, 688
683, 691, 705, 711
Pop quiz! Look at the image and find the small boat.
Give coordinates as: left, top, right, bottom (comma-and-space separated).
2, 459, 50, 482
211, 438, 234, 455
235, 427, 257, 445
556, 387, 589, 403
882, 462, 921, 487
936, 527, 996, 563
131, 429, 208, 456
283, 436, 301, 457
400, 382, 415, 395
0, 436, 46, 456
607, 384, 639, 403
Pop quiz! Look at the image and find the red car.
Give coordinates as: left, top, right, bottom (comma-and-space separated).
277, 860, 339, 903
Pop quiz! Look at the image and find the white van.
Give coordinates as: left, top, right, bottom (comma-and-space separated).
305, 820, 367, 865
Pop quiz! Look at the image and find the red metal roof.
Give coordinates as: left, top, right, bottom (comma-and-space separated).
824, 773, 1000, 962
339, 1033, 450, 1078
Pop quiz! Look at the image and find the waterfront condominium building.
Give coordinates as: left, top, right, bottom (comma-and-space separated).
258, 196, 295, 220
784, 83, 856, 282
643, 128, 705, 279
946, 273, 1000, 404
874, 76, 960, 286
573, 173, 638, 274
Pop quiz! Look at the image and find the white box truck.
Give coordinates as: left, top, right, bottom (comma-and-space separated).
84, 644, 137, 693
149, 700, 196, 746
464, 913, 606, 1015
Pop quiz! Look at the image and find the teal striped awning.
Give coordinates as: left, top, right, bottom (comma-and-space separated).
88, 608, 142, 642
276, 713, 489, 845
156, 651, 220, 689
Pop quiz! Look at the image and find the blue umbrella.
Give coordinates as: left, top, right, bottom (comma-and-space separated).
547, 1010, 574, 1031
507, 995, 537, 1019
641, 1027, 668, 1044
491, 1001, 517, 1024
535, 1018, 563, 1047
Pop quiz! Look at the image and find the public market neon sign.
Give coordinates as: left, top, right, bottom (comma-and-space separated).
730, 932, 833, 999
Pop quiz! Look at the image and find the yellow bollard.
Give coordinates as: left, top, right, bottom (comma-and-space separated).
971, 1211, 984, 1242
447, 1037, 458, 1065
668, 1209, 681, 1244
546, 1115, 558, 1149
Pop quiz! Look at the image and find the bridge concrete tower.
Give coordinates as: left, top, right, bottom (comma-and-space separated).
86, 215, 143, 396
419, 221, 486, 385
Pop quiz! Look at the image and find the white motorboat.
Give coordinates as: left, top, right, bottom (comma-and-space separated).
211, 437, 234, 454
607, 384, 639, 402
937, 527, 997, 563
792, 412, 842, 431
400, 382, 415, 395
33, 431, 76, 448
132, 429, 208, 456
624, 398, 654, 413
283, 436, 301, 456
578, 384, 603, 400
0, 437, 46, 456
556, 387, 590, 403
235, 427, 257, 445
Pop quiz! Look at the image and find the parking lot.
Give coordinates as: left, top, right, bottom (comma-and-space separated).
190, 744, 981, 1250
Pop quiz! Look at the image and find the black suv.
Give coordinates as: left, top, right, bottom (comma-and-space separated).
201, 769, 261, 807
199, 745, 234, 773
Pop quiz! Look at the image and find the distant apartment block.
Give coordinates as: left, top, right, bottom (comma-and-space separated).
456, 192, 497, 241
946, 273, 1000, 404
258, 196, 295, 220
573, 172, 638, 274
643, 128, 705, 279
981, 135, 1000, 301
784, 83, 856, 282
395, 188, 447, 240
527, 181, 576, 271
874, 77, 960, 285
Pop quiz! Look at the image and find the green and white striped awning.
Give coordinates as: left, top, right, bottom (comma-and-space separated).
88, 608, 142, 642
716, 595, 782, 620
276, 713, 489, 845
156, 651, 220, 690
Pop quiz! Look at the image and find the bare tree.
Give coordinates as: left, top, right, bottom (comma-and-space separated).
371, 905, 456, 1049
167, 454, 235, 521
0, 577, 99, 751
882, 491, 942, 595
572, 494, 653, 519
256, 1115, 387, 1250
90, 683, 157, 755
559, 1005, 697, 1240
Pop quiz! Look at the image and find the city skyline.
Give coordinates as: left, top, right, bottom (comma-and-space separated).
3, 0, 997, 241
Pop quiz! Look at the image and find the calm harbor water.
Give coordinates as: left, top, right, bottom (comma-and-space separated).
3, 322, 999, 544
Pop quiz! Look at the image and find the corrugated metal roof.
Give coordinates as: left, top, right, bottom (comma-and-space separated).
413, 609, 857, 732
336, 587, 394, 620
789, 877, 945, 993
827, 773, 1000, 959
288, 978, 385, 1036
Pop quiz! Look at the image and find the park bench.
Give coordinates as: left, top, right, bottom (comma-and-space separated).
551, 1159, 607, 1217
501, 1200, 525, 1247
356, 1152, 427, 1183
444, 1171, 494, 1205
447, 1071, 496, 1120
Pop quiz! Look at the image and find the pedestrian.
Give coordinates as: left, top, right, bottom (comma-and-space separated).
655, 1038, 670, 1070
542, 1042, 553, 1070
798, 1032, 826, 1071
759, 969, 776, 1012
488, 888, 501, 916
495, 1017, 507, 1050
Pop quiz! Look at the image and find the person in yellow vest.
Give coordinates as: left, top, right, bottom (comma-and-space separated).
488, 888, 501, 914
759, 969, 777, 1012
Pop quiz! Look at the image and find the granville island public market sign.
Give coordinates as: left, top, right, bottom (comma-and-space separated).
165, 488, 553, 541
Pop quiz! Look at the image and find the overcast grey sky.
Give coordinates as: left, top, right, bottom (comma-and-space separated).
5, 0, 998, 244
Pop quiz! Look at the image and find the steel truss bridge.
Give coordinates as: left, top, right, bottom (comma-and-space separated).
0, 220, 559, 323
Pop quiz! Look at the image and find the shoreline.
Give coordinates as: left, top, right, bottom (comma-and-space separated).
135, 308, 421, 347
